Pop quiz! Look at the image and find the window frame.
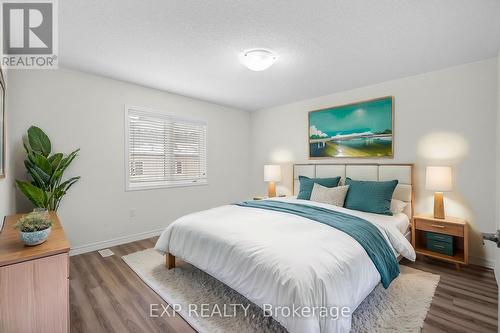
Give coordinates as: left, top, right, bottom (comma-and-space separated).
124, 105, 208, 191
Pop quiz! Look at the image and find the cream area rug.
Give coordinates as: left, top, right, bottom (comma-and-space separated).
122, 249, 439, 333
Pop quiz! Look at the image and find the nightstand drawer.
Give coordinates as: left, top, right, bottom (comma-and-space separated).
426, 231, 453, 244
427, 239, 454, 256
416, 219, 464, 237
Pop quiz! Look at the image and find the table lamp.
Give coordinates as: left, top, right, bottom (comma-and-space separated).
264, 165, 281, 198
425, 166, 452, 219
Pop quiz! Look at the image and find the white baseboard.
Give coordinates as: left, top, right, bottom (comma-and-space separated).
69, 228, 164, 256
469, 255, 495, 269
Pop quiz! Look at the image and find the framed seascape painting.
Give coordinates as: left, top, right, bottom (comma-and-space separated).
308, 96, 394, 159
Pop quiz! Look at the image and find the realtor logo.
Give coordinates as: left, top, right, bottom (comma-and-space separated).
1, 0, 58, 69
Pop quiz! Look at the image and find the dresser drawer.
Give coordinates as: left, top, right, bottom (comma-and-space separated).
426, 231, 453, 244
416, 219, 464, 237
427, 239, 454, 256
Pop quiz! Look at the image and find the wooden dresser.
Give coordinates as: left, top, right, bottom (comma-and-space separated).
0, 212, 70, 333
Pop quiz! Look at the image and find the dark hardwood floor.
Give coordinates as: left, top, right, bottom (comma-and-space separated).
70, 238, 195, 333
402, 257, 498, 333
70, 237, 498, 333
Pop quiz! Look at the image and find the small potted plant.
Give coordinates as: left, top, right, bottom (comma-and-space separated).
14, 211, 53, 246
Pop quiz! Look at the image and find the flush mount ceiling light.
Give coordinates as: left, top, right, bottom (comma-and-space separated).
240, 49, 277, 71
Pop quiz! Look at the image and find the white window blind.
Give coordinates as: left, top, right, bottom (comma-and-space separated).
126, 107, 208, 190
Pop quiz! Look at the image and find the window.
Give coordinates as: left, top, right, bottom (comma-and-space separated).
125, 106, 208, 190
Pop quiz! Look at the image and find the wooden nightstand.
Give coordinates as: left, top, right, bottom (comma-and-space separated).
412, 214, 468, 270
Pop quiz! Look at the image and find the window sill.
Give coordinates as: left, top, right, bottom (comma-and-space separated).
125, 180, 208, 192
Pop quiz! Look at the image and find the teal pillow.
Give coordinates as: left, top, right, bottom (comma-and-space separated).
297, 176, 340, 200
344, 178, 398, 215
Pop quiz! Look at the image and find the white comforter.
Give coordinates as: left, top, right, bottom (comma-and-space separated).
155, 197, 415, 333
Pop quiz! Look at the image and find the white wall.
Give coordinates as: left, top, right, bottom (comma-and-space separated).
250, 58, 498, 267
6, 68, 251, 251
0, 154, 14, 222
0, 69, 15, 220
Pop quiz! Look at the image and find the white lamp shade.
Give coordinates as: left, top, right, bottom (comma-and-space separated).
264, 165, 281, 182
426, 166, 452, 192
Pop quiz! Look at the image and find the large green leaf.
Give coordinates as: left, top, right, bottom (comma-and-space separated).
45, 191, 56, 210
50, 169, 63, 186
24, 159, 51, 184
52, 176, 80, 211
15, 180, 47, 208
28, 126, 51, 157
48, 153, 63, 170
28, 151, 53, 176
25, 163, 47, 190
55, 176, 80, 196
51, 149, 79, 183
58, 149, 80, 171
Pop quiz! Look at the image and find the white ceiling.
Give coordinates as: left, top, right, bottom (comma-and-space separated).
60, 0, 500, 111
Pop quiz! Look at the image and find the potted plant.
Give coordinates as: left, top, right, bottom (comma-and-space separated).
15, 126, 80, 211
14, 211, 53, 246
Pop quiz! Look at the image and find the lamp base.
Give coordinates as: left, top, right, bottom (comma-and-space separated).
267, 181, 276, 198
433, 192, 445, 219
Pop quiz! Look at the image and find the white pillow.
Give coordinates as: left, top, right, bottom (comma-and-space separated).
310, 183, 349, 207
390, 199, 407, 214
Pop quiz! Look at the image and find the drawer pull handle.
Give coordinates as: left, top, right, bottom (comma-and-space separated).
431, 224, 446, 229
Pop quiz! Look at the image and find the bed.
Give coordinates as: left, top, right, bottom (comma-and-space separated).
155, 163, 416, 333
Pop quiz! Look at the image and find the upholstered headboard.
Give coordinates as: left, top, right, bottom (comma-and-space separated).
293, 163, 414, 219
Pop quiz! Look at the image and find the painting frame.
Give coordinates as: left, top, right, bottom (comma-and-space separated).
0, 67, 5, 178
308, 96, 394, 159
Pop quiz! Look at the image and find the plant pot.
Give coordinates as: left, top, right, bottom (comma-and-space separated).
19, 227, 52, 246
